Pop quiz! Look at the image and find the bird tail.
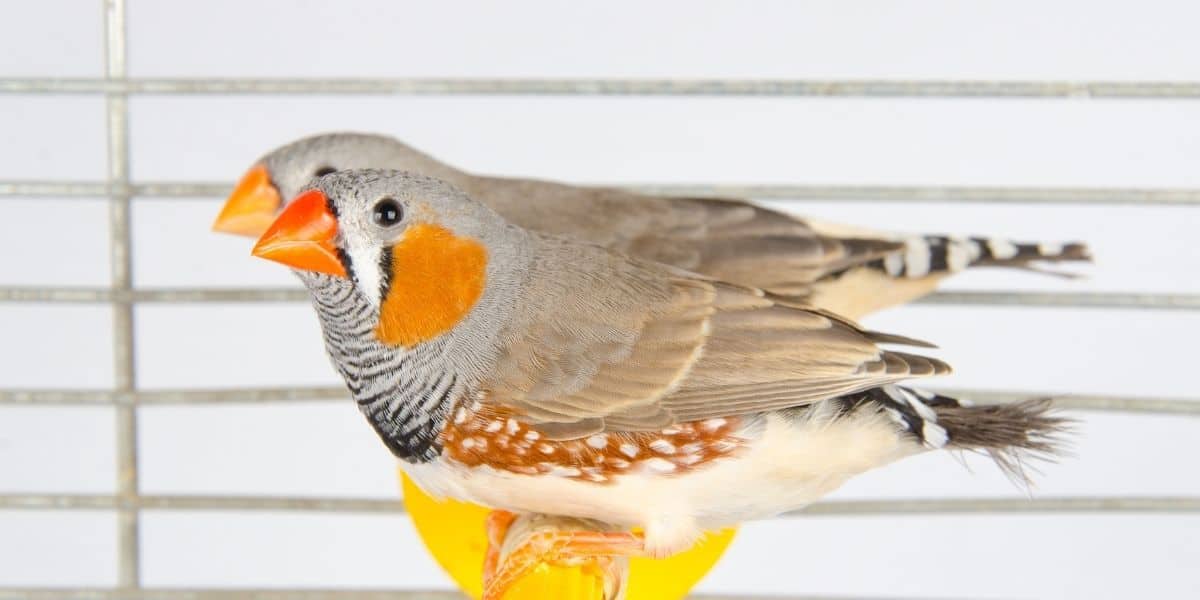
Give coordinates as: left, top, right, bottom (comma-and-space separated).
867, 235, 1092, 279
850, 386, 1071, 483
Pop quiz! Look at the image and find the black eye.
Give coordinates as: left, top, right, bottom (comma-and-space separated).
313, 165, 337, 177
372, 198, 403, 227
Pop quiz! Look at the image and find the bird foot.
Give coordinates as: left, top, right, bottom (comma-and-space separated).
481, 515, 644, 600
482, 509, 518, 583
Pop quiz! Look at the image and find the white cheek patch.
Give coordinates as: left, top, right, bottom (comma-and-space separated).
345, 239, 385, 308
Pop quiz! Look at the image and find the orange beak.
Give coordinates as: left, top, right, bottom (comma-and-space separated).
212, 164, 283, 237
251, 189, 348, 278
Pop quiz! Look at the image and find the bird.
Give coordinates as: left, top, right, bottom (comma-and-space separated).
215, 132, 1091, 319
211, 134, 1087, 593
249, 169, 1066, 600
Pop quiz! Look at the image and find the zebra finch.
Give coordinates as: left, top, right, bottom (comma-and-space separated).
248, 169, 1068, 600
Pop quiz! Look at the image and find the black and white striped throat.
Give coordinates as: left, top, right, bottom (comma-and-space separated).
305, 272, 459, 463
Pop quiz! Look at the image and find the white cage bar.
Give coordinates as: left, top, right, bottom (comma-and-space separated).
2, 1, 1199, 598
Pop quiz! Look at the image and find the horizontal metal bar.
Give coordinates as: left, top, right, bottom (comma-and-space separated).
3, 493, 1198, 516
634, 184, 1200, 205
6, 77, 1200, 98
3, 287, 1197, 311
0, 180, 223, 197
0, 181, 115, 196
0, 494, 399, 513
5, 180, 1200, 205
0, 591, 462, 600
934, 389, 1200, 415
914, 291, 1200, 310
0, 287, 310, 303
791, 496, 1200, 516
0, 590, 837, 600
1, 388, 1195, 414
0, 387, 347, 405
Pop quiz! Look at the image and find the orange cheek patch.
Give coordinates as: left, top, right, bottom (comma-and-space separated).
441, 400, 745, 483
375, 223, 487, 347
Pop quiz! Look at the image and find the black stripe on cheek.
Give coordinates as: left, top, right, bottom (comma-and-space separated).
324, 192, 340, 219
320, 194, 355, 279
336, 247, 356, 282
377, 245, 395, 300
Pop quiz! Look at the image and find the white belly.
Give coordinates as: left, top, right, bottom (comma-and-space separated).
404, 409, 919, 555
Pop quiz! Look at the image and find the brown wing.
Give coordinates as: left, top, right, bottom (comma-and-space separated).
463, 176, 902, 297
486, 235, 949, 439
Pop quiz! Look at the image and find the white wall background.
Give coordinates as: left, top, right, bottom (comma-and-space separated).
2, 1, 1200, 598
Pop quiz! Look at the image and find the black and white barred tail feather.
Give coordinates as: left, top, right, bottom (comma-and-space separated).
864, 236, 1092, 279
836, 386, 1070, 482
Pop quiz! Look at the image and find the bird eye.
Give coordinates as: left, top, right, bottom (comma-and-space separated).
313, 165, 337, 177
372, 198, 403, 227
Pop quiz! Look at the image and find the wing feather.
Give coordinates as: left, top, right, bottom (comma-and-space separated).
485, 234, 949, 437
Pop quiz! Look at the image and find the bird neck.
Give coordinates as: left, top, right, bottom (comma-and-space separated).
301, 272, 458, 463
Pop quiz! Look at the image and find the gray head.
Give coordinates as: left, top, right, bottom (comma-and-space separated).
213, 132, 463, 238
263, 133, 464, 201
252, 169, 531, 345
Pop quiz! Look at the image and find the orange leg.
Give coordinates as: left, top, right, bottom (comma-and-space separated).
482, 529, 645, 600
482, 509, 518, 584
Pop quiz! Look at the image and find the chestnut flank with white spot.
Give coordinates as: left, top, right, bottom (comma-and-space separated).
440, 401, 745, 483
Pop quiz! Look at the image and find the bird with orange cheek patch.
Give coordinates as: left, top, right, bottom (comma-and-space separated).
217, 132, 1091, 320
251, 169, 1067, 600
